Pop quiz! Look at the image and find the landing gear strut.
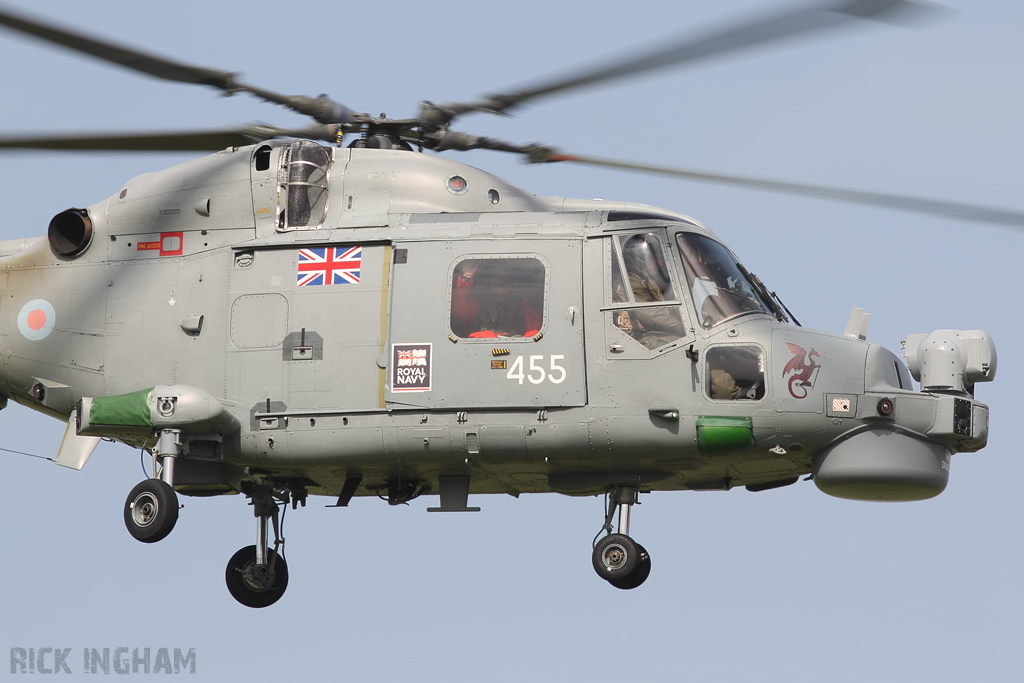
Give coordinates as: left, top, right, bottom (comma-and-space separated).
592, 486, 652, 590
123, 429, 180, 543
225, 488, 289, 608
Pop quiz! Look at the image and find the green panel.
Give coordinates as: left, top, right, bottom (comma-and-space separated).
696, 415, 753, 454
90, 388, 153, 426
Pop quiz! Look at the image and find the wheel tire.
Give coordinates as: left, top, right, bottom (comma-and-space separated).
123, 479, 179, 543
592, 533, 639, 581
609, 544, 652, 590
225, 545, 289, 608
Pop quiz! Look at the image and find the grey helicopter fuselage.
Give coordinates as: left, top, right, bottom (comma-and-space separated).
0, 139, 995, 505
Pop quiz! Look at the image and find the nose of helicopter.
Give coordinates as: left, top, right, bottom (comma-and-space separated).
811, 334, 994, 502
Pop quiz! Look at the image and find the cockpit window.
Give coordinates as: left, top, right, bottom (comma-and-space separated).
278, 141, 331, 231
611, 255, 629, 303
706, 346, 766, 401
609, 232, 687, 350
450, 257, 546, 339
619, 233, 676, 301
675, 232, 771, 329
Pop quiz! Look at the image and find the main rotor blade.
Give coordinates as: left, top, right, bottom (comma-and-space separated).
0, 125, 337, 152
0, 5, 359, 124
434, 0, 932, 122
540, 152, 1024, 229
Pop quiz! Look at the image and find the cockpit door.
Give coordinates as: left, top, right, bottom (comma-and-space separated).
601, 229, 690, 359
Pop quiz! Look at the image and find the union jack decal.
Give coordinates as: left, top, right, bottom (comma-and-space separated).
296, 246, 361, 286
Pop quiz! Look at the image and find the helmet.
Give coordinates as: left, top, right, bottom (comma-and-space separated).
622, 234, 665, 278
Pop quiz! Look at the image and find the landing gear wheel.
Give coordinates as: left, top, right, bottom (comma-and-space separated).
592, 533, 640, 582
608, 544, 652, 590
225, 545, 289, 608
123, 479, 178, 543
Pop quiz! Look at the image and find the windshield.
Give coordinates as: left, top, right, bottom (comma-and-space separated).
675, 232, 771, 328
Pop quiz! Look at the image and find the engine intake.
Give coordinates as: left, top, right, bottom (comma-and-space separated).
48, 208, 93, 258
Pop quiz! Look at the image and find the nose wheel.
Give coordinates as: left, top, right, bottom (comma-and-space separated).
592, 487, 652, 589
603, 540, 652, 590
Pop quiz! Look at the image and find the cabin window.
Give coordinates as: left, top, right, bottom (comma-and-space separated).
675, 232, 771, 329
449, 256, 546, 339
277, 141, 332, 231
706, 345, 766, 401
609, 232, 687, 350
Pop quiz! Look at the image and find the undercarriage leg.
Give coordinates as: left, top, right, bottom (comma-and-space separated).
256, 513, 269, 567
156, 428, 180, 486
253, 492, 282, 566
618, 503, 630, 536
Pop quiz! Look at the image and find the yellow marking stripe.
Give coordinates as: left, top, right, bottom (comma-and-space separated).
378, 245, 392, 408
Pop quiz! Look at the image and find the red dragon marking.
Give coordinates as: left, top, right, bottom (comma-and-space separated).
783, 343, 820, 399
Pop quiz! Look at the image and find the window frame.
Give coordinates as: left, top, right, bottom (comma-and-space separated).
446, 253, 551, 343
673, 230, 773, 331
601, 230, 689, 353
703, 343, 769, 404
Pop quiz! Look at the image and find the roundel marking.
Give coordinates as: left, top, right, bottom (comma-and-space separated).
18, 299, 56, 341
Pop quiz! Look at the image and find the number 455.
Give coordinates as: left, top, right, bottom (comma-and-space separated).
506, 355, 567, 385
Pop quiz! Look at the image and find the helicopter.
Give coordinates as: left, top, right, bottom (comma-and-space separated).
0, 0, 1011, 609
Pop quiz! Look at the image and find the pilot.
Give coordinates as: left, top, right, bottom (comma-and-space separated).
618, 234, 687, 348
709, 366, 744, 400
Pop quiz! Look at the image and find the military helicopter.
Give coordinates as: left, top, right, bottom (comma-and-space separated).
0, 0, 1010, 608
